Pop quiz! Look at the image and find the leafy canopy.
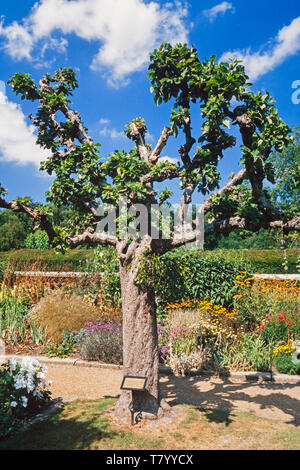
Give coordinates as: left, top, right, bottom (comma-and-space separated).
4, 43, 294, 248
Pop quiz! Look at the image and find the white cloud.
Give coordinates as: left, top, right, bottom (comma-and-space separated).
220, 16, 300, 81
160, 155, 179, 164
0, 20, 33, 60
99, 118, 110, 126
0, 0, 189, 87
203, 2, 235, 22
99, 124, 125, 140
0, 93, 49, 166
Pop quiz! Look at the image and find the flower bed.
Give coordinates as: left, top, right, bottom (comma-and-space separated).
157, 274, 300, 375
0, 269, 299, 375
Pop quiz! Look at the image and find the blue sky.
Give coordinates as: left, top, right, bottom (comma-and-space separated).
0, 0, 299, 205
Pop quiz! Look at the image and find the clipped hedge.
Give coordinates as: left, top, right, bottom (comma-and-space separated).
0, 248, 298, 275
0, 249, 92, 274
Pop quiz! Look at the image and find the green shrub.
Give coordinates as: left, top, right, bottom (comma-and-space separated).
0, 248, 298, 274
138, 249, 250, 311
42, 342, 77, 359
274, 352, 300, 375
24, 231, 50, 249
82, 246, 121, 306
219, 334, 274, 372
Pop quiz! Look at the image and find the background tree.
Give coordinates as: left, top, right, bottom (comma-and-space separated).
0, 204, 86, 251
269, 126, 300, 217
1, 43, 299, 420
0, 210, 27, 251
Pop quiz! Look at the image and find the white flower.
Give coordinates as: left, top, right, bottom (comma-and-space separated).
10, 401, 18, 408
9, 358, 17, 371
21, 396, 28, 408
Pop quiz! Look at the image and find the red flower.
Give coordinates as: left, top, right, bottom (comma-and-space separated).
289, 319, 293, 327
260, 323, 265, 331
278, 315, 285, 323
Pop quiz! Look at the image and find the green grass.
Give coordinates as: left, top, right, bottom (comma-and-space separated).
1, 398, 299, 450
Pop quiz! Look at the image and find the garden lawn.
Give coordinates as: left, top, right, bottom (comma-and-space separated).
0, 398, 299, 450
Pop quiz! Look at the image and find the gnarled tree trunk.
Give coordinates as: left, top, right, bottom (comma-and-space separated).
112, 260, 167, 421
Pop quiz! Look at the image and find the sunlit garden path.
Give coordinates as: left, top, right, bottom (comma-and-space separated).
36, 361, 300, 426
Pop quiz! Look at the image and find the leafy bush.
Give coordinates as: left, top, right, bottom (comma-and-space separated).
137, 249, 250, 313
82, 246, 121, 306
219, 334, 274, 372
274, 352, 300, 375
0, 213, 26, 251
272, 343, 300, 375
24, 231, 50, 249
235, 249, 299, 274
79, 323, 122, 364
0, 357, 51, 438
42, 342, 77, 359
42, 328, 85, 358
0, 248, 299, 274
29, 290, 102, 344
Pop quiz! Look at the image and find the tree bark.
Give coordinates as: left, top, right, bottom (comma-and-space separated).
112, 262, 163, 421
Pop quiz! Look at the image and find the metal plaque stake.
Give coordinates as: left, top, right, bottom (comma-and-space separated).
120, 375, 148, 426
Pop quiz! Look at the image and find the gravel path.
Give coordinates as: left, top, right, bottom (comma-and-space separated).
43, 363, 300, 426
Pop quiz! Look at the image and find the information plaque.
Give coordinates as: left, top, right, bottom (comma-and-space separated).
120, 376, 148, 425
120, 375, 148, 391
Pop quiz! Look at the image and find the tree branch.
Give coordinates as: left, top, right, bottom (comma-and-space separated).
128, 122, 149, 162
178, 115, 195, 167
141, 165, 180, 184
206, 215, 300, 236
201, 168, 247, 214
149, 126, 173, 164
38, 76, 93, 148
68, 229, 118, 248
0, 197, 57, 243
236, 111, 283, 221
169, 214, 300, 250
